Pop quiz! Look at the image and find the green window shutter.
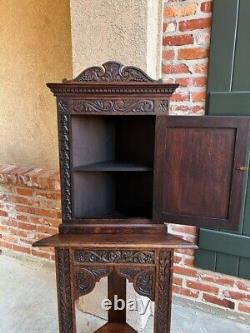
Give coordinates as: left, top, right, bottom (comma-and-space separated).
195, 0, 250, 279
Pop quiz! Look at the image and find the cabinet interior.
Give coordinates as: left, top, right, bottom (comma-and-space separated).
71, 115, 155, 219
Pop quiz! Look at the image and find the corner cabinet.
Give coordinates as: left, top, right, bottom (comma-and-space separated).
47, 61, 250, 234
34, 62, 250, 333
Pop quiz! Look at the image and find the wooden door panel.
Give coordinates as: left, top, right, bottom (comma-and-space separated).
153, 116, 250, 230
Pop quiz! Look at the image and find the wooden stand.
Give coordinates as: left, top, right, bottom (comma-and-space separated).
34, 233, 196, 333
33, 62, 250, 332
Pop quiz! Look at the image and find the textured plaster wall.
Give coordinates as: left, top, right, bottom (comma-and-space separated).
70, 0, 163, 79
0, 0, 72, 168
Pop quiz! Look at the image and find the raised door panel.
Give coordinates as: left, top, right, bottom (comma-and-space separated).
153, 116, 250, 230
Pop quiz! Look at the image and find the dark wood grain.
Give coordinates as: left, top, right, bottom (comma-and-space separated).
33, 233, 197, 249
108, 271, 126, 323
153, 116, 250, 230
55, 249, 76, 333
154, 250, 173, 333
94, 322, 136, 333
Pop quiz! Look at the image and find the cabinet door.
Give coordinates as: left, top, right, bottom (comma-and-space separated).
153, 116, 250, 230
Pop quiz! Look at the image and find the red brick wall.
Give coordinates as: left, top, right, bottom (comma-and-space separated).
0, 165, 60, 260
162, 0, 250, 316
163, 0, 211, 115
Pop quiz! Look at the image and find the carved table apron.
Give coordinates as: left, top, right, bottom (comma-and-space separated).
33, 233, 196, 333
54, 247, 173, 333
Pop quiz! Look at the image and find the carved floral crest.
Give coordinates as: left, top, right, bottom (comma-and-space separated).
68, 61, 157, 83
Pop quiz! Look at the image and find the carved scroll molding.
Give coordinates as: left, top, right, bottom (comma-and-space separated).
56, 249, 74, 333
70, 61, 156, 83
57, 98, 72, 221
75, 267, 112, 298
116, 267, 155, 301
72, 99, 154, 114
154, 251, 173, 333
74, 249, 155, 264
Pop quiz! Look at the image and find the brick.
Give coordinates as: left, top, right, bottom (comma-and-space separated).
201, 1, 213, 13
163, 21, 177, 33
0, 210, 7, 217
203, 294, 235, 310
194, 63, 208, 74
0, 225, 9, 233
179, 18, 212, 32
16, 214, 28, 222
37, 225, 57, 235
163, 50, 175, 61
174, 255, 182, 264
173, 276, 183, 286
223, 290, 250, 302
3, 235, 18, 243
178, 47, 208, 60
187, 281, 219, 294
29, 216, 60, 228
162, 64, 190, 74
171, 93, 190, 102
17, 221, 37, 231
8, 194, 35, 206
0, 240, 13, 250
31, 248, 51, 260
35, 190, 61, 201
235, 281, 250, 291
16, 187, 33, 196
183, 257, 195, 266
174, 266, 198, 277
238, 303, 250, 314
201, 274, 235, 287
1, 218, 18, 227
195, 31, 211, 46
16, 205, 59, 219
173, 285, 199, 298
192, 91, 206, 102
12, 244, 30, 254
163, 34, 193, 46
164, 2, 197, 17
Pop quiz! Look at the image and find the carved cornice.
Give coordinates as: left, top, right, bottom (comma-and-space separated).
68, 61, 155, 83
72, 99, 154, 114
47, 83, 178, 96
116, 267, 155, 301
74, 249, 155, 264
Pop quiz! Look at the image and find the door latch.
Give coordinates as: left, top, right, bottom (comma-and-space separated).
236, 166, 249, 172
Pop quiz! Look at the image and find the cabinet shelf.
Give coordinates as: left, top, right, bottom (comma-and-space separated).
74, 161, 153, 172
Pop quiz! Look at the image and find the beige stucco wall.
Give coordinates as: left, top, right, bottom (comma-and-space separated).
70, 0, 163, 79
0, 0, 72, 169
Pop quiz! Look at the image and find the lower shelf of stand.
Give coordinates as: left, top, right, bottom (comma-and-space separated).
94, 322, 136, 333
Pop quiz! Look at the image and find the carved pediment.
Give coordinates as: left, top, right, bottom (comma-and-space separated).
68, 61, 158, 83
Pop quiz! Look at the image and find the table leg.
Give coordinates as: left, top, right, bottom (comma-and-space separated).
108, 270, 127, 323
154, 250, 173, 333
55, 248, 76, 333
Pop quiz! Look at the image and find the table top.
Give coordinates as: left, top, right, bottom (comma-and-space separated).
33, 233, 197, 250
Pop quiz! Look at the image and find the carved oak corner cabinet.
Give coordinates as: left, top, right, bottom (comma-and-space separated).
33, 62, 250, 333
